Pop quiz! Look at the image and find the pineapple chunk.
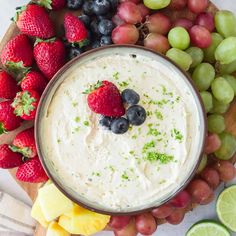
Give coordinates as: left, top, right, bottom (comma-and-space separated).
44, 179, 52, 186
64, 204, 81, 218
59, 205, 110, 235
38, 184, 74, 222
46, 221, 70, 236
58, 215, 72, 233
31, 197, 50, 228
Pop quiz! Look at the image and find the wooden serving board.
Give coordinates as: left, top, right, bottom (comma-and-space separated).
0, 2, 236, 236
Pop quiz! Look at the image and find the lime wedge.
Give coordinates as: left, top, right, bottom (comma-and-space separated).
186, 220, 230, 236
217, 185, 236, 232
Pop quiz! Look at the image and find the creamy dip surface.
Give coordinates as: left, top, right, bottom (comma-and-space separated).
40, 52, 203, 211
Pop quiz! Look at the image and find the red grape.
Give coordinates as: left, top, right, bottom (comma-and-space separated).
200, 192, 214, 205
189, 25, 212, 48
173, 18, 193, 31
144, 33, 170, 54
146, 13, 171, 35
112, 24, 139, 44
120, 0, 141, 4
213, 160, 236, 182
187, 179, 213, 204
187, 0, 209, 14
135, 213, 157, 235
169, 0, 187, 10
137, 3, 151, 21
205, 133, 221, 154
166, 209, 185, 225
109, 216, 131, 230
114, 219, 138, 236
117, 2, 142, 24
170, 190, 191, 208
195, 12, 215, 32
112, 14, 125, 26
200, 167, 220, 189
151, 203, 174, 219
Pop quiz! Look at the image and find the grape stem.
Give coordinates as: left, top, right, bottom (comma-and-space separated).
137, 23, 149, 41
214, 61, 221, 75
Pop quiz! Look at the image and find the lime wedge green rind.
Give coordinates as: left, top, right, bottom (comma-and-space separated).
217, 185, 236, 232
186, 220, 230, 236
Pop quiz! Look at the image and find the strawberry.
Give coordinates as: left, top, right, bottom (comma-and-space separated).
20, 71, 48, 94
0, 34, 33, 75
64, 13, 89, 47
16, 157, 48, 183
34, 38, 66, 79
12, 90, 40, 120
0, 101, 22, 134
84, 80, 125, 117
0, 70, 20, 99
0, 144, 23, 169
10, 127, 37, 158
38, 0, 66, 10
14, 4, 55, 39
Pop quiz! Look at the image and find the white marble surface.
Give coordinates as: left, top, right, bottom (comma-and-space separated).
0, 0, 236, 235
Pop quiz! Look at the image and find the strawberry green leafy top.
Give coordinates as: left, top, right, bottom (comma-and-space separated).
12, 91, 36, 116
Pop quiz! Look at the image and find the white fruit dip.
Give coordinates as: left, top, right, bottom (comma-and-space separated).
39, 49, 204, 212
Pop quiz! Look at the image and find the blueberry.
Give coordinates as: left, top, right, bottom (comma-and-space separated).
67, 0, 83, 9
99, 116, 113, 129
82, 0, 94, 15
100, 36, 112, 46
98, 19, 114, 35
87, 30, 93, 42
91, 40, 101, 49
108, 0, 119, 10
111, 118, 129, 134
78, 15, 91, 28
97, 12, 113, 20
68, 47, 84, 60
121, 89, 140, 105
63, 39, 71, 49
126, 105, 146, 126
90, 19, 101, 36
93, 0, 111, 16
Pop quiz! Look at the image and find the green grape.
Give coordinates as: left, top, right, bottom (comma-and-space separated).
200, 91, 213, 113
214, 132, 236, 160
144, 0, 171, 10
223, 75, 236, 95
168, 27, 190, 50
211, 77, 234, 104
217, 60, 236, 75
186, 47, 204, 68
215, 10, 236, 38
215, 37, 236, 65
203, 33, 223, 63
196, 154, 208, 174
210, 97, 230, 114
207, 114, 225, 134
166, 48, 192, 71
192, 63, 215, 91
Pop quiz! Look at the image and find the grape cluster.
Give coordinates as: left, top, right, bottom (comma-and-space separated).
110, 0, 214, 55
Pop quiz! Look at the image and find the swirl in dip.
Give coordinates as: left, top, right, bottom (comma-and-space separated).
38, 47, 205, 213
